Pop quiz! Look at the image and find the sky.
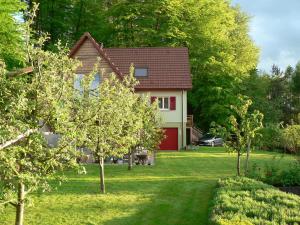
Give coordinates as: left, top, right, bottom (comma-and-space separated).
231, 0, 300, 72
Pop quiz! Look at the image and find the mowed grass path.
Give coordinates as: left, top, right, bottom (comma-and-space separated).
1, 148, 295, 225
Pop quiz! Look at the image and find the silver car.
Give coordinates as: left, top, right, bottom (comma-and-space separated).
198, 133, 223, 147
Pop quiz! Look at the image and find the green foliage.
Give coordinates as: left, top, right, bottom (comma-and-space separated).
292, 62, 300, 95
211, 96, 263, 175
282, 125, 300, 153
243, 62, 300, 126
247, 158, 300, 187
210, 177, 300, 225
242, 70, 283, 124
254, 124, 283, 150
75, 64, 163, 192
0, 0, 26, 68
0, 7, 85, 224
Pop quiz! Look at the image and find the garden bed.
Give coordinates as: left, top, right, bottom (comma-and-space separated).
279, 186, 300, 196
210, 177, 300, 225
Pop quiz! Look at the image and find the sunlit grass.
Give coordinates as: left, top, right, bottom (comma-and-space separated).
1, 147, 296, 225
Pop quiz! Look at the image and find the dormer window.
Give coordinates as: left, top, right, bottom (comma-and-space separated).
134, 68, 148, 77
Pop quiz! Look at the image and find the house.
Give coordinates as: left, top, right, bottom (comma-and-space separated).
69, 33, 194, 150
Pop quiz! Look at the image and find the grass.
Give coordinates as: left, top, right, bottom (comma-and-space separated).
1, 147, 297, 225
210, 177, 300, 225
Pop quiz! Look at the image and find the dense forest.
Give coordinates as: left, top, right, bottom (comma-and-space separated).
2, 0, 300, 132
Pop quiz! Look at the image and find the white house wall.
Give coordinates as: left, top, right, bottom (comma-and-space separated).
137, 90, 187, 124
137, 90, 187, 149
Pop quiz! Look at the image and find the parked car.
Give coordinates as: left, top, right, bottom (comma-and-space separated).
198, 133, 223, 147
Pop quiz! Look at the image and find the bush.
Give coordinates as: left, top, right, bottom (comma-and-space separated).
282, 125, 300, 153
210, 177, 300, 225
247, 157, 300, 187
254, 124, 283, 150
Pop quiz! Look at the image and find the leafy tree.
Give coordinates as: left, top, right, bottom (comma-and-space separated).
26, 0, 109, 49
242, 70, 282, 124
186, 1, 259, 130
0, 0, 26, 68
211, 96, 263, 176
76, 66, 162, 193
0, 9, 86, 225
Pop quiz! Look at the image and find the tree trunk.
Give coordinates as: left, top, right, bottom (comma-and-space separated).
237, 150, 241, 176
153, 149, 157, 165
98, 156, 105, 194
15, 182, 25, 225
245, 139, 251, 175
128, 149, 133, 170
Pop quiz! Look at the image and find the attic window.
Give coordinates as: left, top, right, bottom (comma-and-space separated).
134, 68, 148, 77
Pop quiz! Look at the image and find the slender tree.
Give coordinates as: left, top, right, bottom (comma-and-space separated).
211, 96, 263, 176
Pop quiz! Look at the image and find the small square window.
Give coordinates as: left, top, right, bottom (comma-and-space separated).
134, 68, 148, 77
158, 97, 169, 110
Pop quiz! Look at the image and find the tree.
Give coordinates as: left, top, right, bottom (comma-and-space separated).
127, 94, 164, 170
0, 8, 85, 225
76, 66, 155, 193
211, 96, 263, 176
187, 1, 259, 130
242, 69, 283, 124
26, 0, 109, 49
0, 0, 26, 68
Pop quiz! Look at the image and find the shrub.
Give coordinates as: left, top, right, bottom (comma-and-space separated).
282, 125, 300, 153
210, 177, 300, 225
254, 124, 283, 150
247, 157, 300, 187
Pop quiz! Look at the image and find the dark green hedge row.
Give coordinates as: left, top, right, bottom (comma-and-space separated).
210, 177, 300, 225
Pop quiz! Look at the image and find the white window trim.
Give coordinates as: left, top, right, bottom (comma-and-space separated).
158, 97, 170, 111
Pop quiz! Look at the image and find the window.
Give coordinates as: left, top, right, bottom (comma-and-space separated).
74, 74, 101, 96
158, 97, 169, 110
89, 74, 101, 96
74, 74, 84, 95
134, 68, 148, 77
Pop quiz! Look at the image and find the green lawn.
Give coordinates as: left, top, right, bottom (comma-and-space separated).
1, 148, 296, 225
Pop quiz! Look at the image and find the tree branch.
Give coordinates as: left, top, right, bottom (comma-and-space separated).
0, 128, 38, 150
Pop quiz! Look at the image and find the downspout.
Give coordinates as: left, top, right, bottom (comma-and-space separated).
182, 90, 184, 150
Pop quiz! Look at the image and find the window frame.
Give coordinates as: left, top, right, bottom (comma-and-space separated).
158, 97, 170, 110
134, 67, 148, 77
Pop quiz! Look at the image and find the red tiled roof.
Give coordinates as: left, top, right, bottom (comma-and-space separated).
104, 47, 192, 90
70, 33, 192, 90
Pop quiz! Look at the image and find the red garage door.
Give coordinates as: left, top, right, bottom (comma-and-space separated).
159, 128, 178, 150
